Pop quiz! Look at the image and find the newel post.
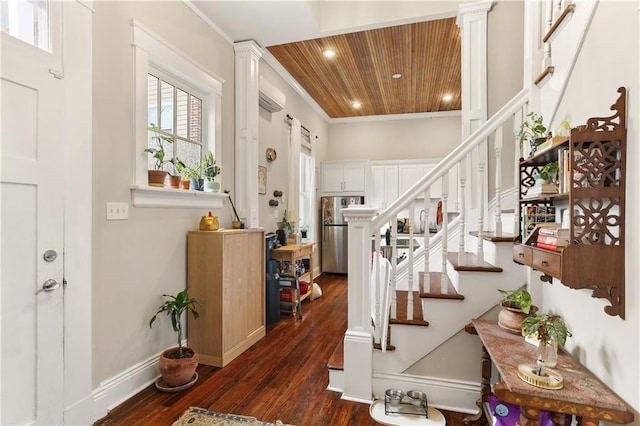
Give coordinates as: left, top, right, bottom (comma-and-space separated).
341, 207, 377, 403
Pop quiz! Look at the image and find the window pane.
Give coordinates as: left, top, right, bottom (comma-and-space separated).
177, 140, 201, 171
1, 0, 49, 51
160, 80, 174, 133
190, 96, 202, 143
176, 89, 188, 138
147, 74, 159, 128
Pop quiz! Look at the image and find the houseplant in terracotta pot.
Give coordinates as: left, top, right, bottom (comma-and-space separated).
497, 288, 537, 335
149, 288, 200, 391
522, 313, 571, 369
145, 124, 174, 187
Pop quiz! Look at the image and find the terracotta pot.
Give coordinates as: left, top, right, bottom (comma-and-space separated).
158, 346, 199, 387
498, 304, 538, 335
148, 170, 167, 187
180, 179, 191, 189
167, 175, 181, 189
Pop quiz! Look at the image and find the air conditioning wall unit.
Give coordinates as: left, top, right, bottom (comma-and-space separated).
259, 76, 286, 112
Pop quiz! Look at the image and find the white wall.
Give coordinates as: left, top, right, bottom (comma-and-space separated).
327, 115, 461, 161
92, 1, 235, 389
544, 1, 639, 415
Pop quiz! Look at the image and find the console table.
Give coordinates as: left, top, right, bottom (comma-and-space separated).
466, 319, 634, 426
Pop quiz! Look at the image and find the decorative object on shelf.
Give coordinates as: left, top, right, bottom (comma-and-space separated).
299, 223, 308, 239
224, 189, 242, 229
266, 147, 277, 163
145, 124, 174, 187
516, 112, 547, 157
149, 288, 200, 391
269, 199, 279, 207
517, 363, 564, 390
258, 165, 266, 194
537, 161, 559, 184
202, 151, 221, 192
497, 289, 537, 334
199, 211, 219, 231
522, 313, 571, 370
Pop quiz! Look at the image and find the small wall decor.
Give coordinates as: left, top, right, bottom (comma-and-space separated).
258, 166, 266, 194
266, 147, 277, 163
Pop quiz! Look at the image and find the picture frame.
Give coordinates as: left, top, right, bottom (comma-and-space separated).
258, 165, 266, 194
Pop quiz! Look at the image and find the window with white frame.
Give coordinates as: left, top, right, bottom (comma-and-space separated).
1, 0, 49, 51
299, 129, 314, 239
131, 19, 225, 208
147, 70, 204, 175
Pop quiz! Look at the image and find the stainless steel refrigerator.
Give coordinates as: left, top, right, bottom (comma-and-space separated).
321, 195, 365, 274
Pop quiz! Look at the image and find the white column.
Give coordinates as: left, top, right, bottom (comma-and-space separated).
457, 1, 492, 214
234, 41, 262, 228
341, 207, 377, 404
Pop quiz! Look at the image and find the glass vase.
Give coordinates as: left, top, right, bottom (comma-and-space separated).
536, 338, 558, 369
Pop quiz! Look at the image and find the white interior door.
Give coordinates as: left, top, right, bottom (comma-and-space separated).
1, 2, 65, 424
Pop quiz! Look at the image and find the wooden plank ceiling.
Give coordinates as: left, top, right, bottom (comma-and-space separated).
267, 18, 461, 119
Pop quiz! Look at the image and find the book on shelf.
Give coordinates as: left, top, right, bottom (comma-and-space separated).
537, 234, 570, 247
523, 223, 561, 245
523, 182, 558, 198
538, 227, 570, 238
536, 242, 565, 252
557, 147, 570, 193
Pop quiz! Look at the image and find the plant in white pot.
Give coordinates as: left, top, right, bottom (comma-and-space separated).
201, 151, 221, 192
145, 124, 174, 187
149, 288, 200, 391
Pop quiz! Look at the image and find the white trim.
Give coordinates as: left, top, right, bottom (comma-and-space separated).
181, 0, 234, 45
330, 110, 461, 124
92, 351, 160, 421
130, 186, 227, 209
372, 372, 480, 414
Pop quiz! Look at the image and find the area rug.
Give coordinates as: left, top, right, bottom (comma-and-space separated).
172, 407, 293, 426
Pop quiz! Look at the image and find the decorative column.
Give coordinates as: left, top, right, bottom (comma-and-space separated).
457, 1, 493, 215
234, 41, 262, 228
341, 207, 377, 403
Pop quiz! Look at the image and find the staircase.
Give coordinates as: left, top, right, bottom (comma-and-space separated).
330, 0, 597, 414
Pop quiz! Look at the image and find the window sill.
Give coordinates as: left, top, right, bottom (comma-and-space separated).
130, 185, 227, 209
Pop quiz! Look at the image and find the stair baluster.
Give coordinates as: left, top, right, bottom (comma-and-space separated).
458, 156, 467, 254
407, 201, 415, 320
494, 125, 504, 237
390, 216, 398, 320
441, 174, 449, 294
477, 145, 486, 261
422, 192, 431, 294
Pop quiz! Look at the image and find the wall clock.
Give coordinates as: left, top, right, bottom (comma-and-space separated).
266, 147, 277, 163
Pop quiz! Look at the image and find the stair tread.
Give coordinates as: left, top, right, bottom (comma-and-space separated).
447, 251, 503, 272
418, 272, 464, 300
390, 291, 429, 326
327, 338, 344, 370
469, 231, 517, 243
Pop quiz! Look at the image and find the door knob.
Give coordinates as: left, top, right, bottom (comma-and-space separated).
36, 279, 61, 295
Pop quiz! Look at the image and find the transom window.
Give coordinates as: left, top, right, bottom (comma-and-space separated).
1, 0, 49, 51
147, 71, 204, 174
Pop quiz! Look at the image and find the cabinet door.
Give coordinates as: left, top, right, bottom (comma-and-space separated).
342, 164, 365, 192
399, 165, 424, 195
321, 163, 345, 193
370, 165, 398, 209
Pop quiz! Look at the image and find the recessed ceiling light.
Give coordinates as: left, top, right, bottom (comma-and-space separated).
392, 73, 402, 79
352, 101, 362, 109
323, 49, 336, 58
443, 94, 453, 102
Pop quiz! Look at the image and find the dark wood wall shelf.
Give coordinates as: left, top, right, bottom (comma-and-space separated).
514, 87, 627, 319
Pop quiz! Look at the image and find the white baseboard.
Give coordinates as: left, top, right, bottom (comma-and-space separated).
91, 350, 161, 422
64, 394, 95, 426
373, 372, 480, 414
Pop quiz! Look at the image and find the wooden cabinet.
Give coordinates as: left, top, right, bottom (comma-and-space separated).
513, 87, 627, 318
321, 161, 366, 194
271, 242, 316, 305
187, 229, 265, 367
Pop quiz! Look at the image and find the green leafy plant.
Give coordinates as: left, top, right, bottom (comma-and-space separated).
149, 289, 200, 358
202, 151, 221, 180
517, 112, 547, 148
498, 288, 533, 314
145, 124, 174, 170
169, 158, 186, 177
522, 313, 571, 346
538, 161, 559, 182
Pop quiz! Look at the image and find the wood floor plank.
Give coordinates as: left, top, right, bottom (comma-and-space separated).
93, 274, 470, 426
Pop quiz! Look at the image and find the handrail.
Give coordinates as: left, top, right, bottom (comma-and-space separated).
372, 87, 530, 229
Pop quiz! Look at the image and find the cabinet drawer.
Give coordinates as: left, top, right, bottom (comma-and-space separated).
532, 248, 561, 277
512, 244, 532, 264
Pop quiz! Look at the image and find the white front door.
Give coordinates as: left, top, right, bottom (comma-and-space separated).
1, 2, 65, 424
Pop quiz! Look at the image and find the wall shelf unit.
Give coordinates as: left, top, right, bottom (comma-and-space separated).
513, 87, 627, 318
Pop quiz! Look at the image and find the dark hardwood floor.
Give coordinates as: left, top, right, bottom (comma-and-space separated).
94, 274, 470, 426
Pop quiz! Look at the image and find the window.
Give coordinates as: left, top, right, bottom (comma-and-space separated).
147, 71, 204, 175
131, 20, 225, 208
299, 129, 315, 239
1, 0, 49, 51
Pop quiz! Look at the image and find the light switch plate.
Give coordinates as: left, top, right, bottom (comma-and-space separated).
106, 202, 129, 220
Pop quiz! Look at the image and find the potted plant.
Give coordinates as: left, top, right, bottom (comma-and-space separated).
522, 313, 571, 369
183, 162, 204, 191
144, 124, 174, 187
517, 112, 547, 157
202, 151, 221, 192
167, 158, 185, 189
497, 288, 537, 334
149, 288, 200, 390
537, 161, 559, 184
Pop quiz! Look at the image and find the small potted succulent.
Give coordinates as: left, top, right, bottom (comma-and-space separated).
497, 289, 537, 334
149, 289, 200, 390
145, 124, 174, 187
202, 151, 221, 192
